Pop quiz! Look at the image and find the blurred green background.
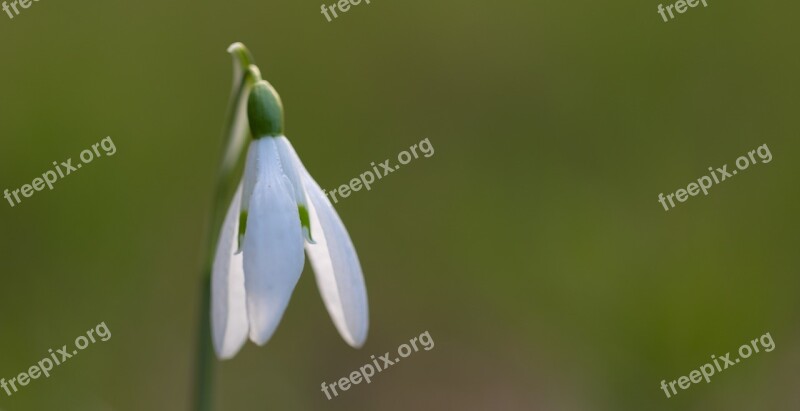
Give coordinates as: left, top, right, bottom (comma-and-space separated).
1, 0, 798, 409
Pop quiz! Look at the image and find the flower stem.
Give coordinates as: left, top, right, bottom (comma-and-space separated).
192, 274, 215, 411
191, 43, 258, 411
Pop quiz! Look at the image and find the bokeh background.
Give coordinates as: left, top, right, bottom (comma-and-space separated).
1, 0, 798, 410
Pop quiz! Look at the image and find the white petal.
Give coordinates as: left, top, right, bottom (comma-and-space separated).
240, 141, 260, 213
274, 136, 307, 208
301, 169, 369, 348
243, 138, 305, 345
211, 185, 249, 359
274, 136, 314, 242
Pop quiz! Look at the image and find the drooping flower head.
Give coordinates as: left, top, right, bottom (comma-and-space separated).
211, 53, 369, 359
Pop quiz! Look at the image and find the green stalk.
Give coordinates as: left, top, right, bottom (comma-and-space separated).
192, 43, 259, 411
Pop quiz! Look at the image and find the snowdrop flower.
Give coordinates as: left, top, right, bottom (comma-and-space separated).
211, 78, 369, 359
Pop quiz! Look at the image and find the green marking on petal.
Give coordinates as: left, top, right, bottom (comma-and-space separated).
298, 205, 315, 244
238, 210, 248, 250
